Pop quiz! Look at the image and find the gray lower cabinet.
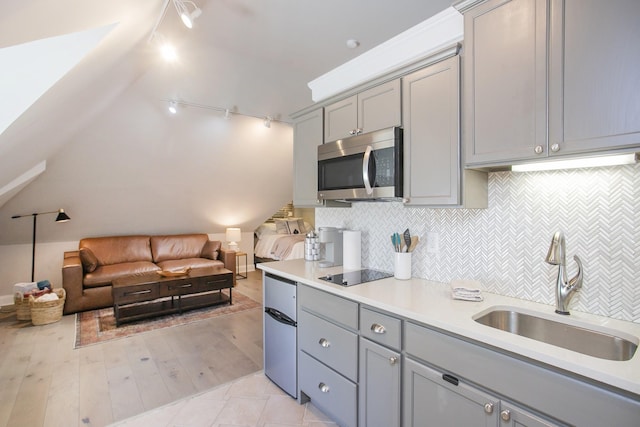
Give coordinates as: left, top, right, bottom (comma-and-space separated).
358, 306, 403, 427
402, 55, 487, 207
403, 357, 499, 427
359, 338, 401, 427
324, 79, 401, 143
292, 108, 324, 207
298, 285, 359, 427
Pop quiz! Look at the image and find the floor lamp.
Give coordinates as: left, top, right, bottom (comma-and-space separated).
11, 209, 71, 282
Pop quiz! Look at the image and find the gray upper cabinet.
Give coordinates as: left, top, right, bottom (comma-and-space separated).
402, 55, 487, 207
324, 79, 401, 143
462, 0, 548, 166
461, 0, 640, 167
548, 0, 640, 156
293, 109, 324, 207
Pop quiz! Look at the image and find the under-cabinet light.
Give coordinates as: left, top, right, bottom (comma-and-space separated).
511, 153, 638, 172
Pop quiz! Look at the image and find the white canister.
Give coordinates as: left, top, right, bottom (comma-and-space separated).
394, 252, 412, 280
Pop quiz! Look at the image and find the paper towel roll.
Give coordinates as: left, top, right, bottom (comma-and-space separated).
343, 230, 361, 270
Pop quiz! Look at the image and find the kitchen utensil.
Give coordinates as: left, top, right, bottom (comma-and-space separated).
403, 229, 411, 252
408, 236, 419, 252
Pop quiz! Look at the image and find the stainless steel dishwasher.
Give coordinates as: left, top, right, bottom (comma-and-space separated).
263, 273, 297, 398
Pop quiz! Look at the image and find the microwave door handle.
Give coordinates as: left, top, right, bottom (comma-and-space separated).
363, 145, 374, 195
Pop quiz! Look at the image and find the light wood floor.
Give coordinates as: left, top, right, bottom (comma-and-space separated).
0, 270, 265, 427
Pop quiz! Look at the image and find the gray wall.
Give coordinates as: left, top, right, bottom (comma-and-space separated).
316, 163, 640, 323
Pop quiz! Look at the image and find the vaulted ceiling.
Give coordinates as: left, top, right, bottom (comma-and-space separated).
0, 0, 452, 243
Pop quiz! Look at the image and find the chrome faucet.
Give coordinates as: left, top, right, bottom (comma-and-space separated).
545, 231, 583, 315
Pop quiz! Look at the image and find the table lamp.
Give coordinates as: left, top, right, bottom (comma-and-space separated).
226, 227, 241, 252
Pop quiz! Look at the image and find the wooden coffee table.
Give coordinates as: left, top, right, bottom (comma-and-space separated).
112, 266, 233, 326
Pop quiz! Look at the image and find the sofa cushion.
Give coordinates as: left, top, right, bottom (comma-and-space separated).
83, 261, 160, 287
201, 240, 221, 260
79, 247, 99, 273
150, 234, 208, 262
156, 258, 223, 271
80, 235, 153, 266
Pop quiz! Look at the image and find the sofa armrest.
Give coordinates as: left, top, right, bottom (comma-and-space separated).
62, 251, 84, 314
219, 248, 237, 285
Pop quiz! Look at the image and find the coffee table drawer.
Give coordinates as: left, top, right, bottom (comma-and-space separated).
113, 284, 159, 304
198, 274, 232, 292
161, 280, 197, 296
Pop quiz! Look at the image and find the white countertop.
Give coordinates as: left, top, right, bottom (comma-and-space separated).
258, 259, 640, 396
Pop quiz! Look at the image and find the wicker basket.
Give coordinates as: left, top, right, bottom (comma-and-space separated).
13, 294, 31, 321
29, 288, 66, 326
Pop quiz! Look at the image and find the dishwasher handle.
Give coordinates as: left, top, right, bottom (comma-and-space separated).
265, 307, 297, 327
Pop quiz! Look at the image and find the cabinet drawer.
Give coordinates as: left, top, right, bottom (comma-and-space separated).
160, 280, 196, 296
113, 284, 159, 304
299, 351, 357, 427
198, 274, 232, 292
360, 307, 401, 350
299, 309, 358, 381
298, 284, 358, 330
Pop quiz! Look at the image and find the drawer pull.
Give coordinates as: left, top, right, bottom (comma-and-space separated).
318, 338, 330, 348
125, 289, 152, 296
318, 382, 330, 393
169, 283, 193, 290
371, 323, 386, 334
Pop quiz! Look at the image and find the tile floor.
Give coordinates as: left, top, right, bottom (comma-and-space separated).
108, 371, 338, 427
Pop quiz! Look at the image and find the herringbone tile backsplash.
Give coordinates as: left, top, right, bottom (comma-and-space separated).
315, 164, 640, 322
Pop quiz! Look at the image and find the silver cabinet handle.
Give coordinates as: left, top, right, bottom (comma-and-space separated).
484, 403, 494, 414
551, 143, 560, 152
500, 410, 511, 421
356, 128, 363, 135
389, 356, 398, 365
318, 382, 330, 393
319, 338, 330, 348
371, 323, 386, 334
362, 145, 374, 195
534, 145, 544, 154
349, 129, 357, 135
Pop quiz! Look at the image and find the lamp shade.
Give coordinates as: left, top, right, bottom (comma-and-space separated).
55, 209, 71, 222
226, 228, 241, 243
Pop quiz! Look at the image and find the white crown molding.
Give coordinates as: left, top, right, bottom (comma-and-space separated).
307, 6, 463, 102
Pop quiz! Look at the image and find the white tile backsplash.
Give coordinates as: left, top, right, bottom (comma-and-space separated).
316, 163, 640, 322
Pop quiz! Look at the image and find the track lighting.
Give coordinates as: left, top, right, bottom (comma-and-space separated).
159, 99, 289, 125
264, 116, 272, 128
173, 0, 202, 29
168, 101, 178, 114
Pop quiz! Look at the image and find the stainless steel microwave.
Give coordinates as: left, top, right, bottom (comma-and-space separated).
317, 127, 403, 201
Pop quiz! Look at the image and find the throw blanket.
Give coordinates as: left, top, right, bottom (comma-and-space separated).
271, 234, 306, 260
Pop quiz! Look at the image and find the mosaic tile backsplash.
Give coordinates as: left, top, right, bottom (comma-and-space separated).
315, 163, 640, 323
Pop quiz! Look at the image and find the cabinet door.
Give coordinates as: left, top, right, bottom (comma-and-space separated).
403, 358, 499, 427
402, 56, 460, 205
359, 338, 401, 427
463, 0, 548, 166
358, 79, 401, 135
548, 0, 640, 156
499, 402, 565, 427
324, 95, 358, 143
293, 109, 324, 207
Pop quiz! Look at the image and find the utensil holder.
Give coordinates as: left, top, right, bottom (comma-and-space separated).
394, 252, 412, 280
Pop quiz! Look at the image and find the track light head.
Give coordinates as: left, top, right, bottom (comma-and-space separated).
168, 101, 178, 114
174, 0, 202, 29
264, 116, 272, 128
224, 109, 231, 119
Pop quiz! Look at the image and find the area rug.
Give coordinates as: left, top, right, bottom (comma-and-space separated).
74, 290, 260, 348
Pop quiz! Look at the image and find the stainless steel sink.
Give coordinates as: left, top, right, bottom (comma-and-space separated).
473, 308, 638, 361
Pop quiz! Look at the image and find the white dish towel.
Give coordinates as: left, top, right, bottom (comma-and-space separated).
451, 279, 484, 302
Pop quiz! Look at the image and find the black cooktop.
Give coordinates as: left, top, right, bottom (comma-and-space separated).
319, 269, 393, 287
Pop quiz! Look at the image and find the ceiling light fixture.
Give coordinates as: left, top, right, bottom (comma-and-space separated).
173, 0, 202, 29
159, 99, 288, 125
346, 39, 360, 49
264, 116, 272, 128
168, 101, 178, 114
511, 153, 638, 172
224, 109, 231, 119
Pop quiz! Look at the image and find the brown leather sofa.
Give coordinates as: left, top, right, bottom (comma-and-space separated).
62, 233, 236, 314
